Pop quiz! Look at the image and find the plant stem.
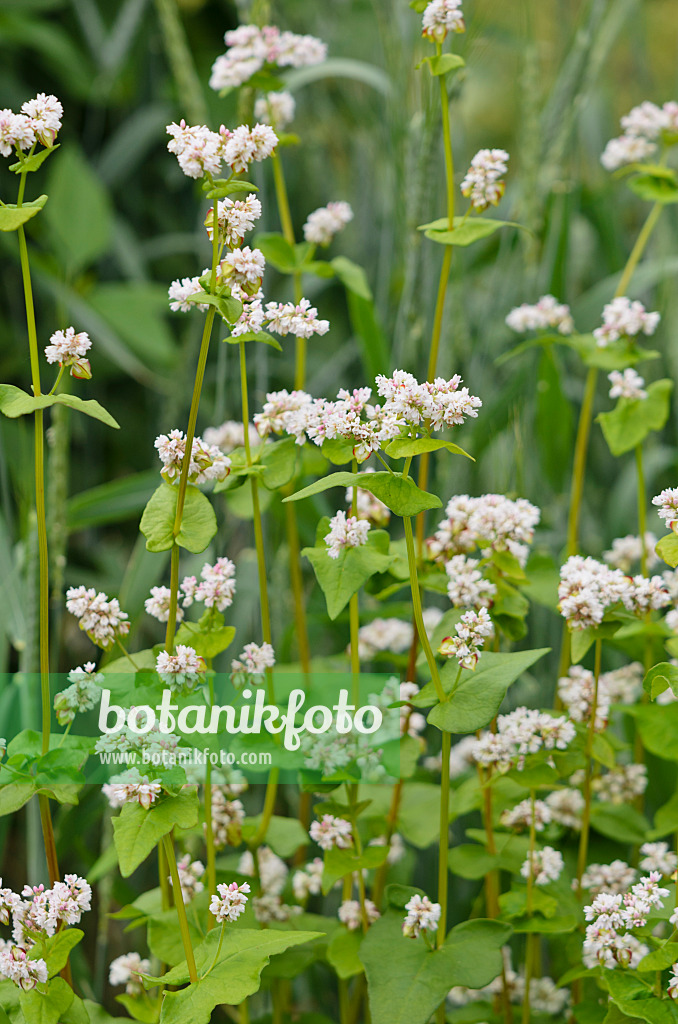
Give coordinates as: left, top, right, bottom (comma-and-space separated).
205, 675, 217, 928
479, 765, 500, 917
162, 833, 198, 982
158, 842, 171, 911
636, 444, 647, 576
576, 639, 602, 892
437, 729, 451, 947
521, 791, 538, 1024
403, 516, 446, 702
371, 779, 403, 906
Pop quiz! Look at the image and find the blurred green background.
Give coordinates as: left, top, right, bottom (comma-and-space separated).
0, 0, 677, 673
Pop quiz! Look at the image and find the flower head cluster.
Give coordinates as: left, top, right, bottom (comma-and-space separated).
653, 488, 678, 533
339, 899, 380, 931
204, 420, 260, 454
545, 788, 585, 830
439, 607, 494, 669
592, 764, 648, 804
238, 846, 288, 897
181, 557, 236, 613
210, 24, 327, 92
557, 665, 610, 732
218, 245, 266, 295
0, 94, 62, 158
168, 275, 210, 313
6, 874, 91, 958
169, 855, 205, 903
376, 370, 482, 431
558, 555, 669, 630
505, 295, 574, 335
639, 842, 678, 877
421, 0, 465, 42
593, 297, 660, 348
144, 586, 184, 624
292, 858, 325, 902
209, 789, 245, 849
601, 100, 678, 171
166, 120, 224, 178
583, 873, 668, 968
604, 534, 658, 573
402, 894, 441, 938
65, 586, 130, 649
156, 645, 206, 693
521, 847, 564, 886
461, 149, 509, 211
205, 193, 262, 247
264, 298, 330, 338
109, 952, 151, 996
309, 814, 353, 851
223, 123, 279, 174
44, 326, 92, 380
501, 798, 551, 832
155, 429, 231, 485
209, 881, 250, 923
472, 707, 576, 772
580, 861, 637, 896
102, 770, 163, 810
608, 368, 647, 401
429, 493, 540, 567
0, 947, 47, 991
53, 662, 102, 725
254, 90, 296, 129
231, 642, 275, 685
325, 510, 371, 559
445, 554, 497, 609
303, 202, 354, 246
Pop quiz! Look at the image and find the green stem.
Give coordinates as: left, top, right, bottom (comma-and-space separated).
617, 201, 662, 299
522, 791, 538, 1024
162, 833, 198, 982
437, 729, 451, 947
576, 639, 601, 892
158, 842, 171, 911
636, 444, 647, 577
403, 516, 445, 702
566, 366, 597, 558
204, 677, 217, 927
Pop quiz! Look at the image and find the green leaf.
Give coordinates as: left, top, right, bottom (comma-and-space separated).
225, 330, 281, 350
113, 791, 198, 877
140, 483, 217, 554
174, 621, 235, 661
146, 929, 322, 1024
303, 524, 395, 620
254, 232, 298, 273
9, 145, 60, 174
604, 971, 678, 1024
44, 146, 112, 272
20, 978, 74, 1024
564, 333, 660, 371
0, 782, 36, 816
448, 844, 500, 880
628, 171, 678, 204
418, 650, 550, 734
35, 929, 84, 977
657, 533, 678, 569
205, 179, 258, 199
425, 53, 466, 76
331, 256, 372, 301
241, 814, 308, 857
147, 907, 203, 966
0, 385, 119, 428
637, 942, 678, 972
384, 437, 473, 460
597, 379, 673, 456
360, 914, 512, 1024
590, 803, 649, 845
260, 436, 298, 489
284, 471, 442, 516
327, 928, 364, 979
418, 216, 520, 247
0, 194, 48, 231
322, 845, 388, 894
644, 662, 678, 700
322, 437, 359, 465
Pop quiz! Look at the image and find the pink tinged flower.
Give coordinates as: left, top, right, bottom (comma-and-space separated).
461, 149, 509, 211
166, 119, 223, 179
209, 881, 251, 923
0, 946, 48, 990
338, 899, 380, 930
402, 894, 441, 938
505, 294, 574, 335
205, 193, 262, 246
168, 276, 210, 313
421, 0, 465, 41
254, 90, 296, 129
156, 645, 206, 693
324, 511, 371, 559
601, 133, 657, 171
653, 488, 678, 533
109, 952, 151, 996
145, 585, 184, 623
438, 607, 494, 669
44, 327, 92, 372
303, 202, 353, 246
231, 642, 276, 682
181, 557, 236, 612
0, 111, 35, 157
219, 246, 266, 295
21, 93, 62, 146
309, 814, 353, 851
221, 123, 278, 173
521, 847, 564, 886
593, 297, 660, 348
264, 297, 330, 338
154, 429, 231, 484
65, 586, 130, 649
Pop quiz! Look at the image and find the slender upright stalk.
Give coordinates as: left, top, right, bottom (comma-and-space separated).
162, 834, 198, 982
576, 639, 602, 891
479, 765, 500, 918
437, 730, 451, 945
204, 676, 217, 928
636, 444, 647, 576
403, 516, 445, 703
522, 792, 538, 1024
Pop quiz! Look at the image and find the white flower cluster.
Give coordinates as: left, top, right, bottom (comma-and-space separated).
102, 769, 163, 810
608, 368, 647, 401
53, 662, 102, 726
601, 100, 678, 171
65, 586, 130, 650
44, 326, 92, 380
593, 297, 660, 348
239, 846, 288, 896
156, 645, 206, 693
309, 814, 353, 851
402, 894, 441, 938
254, 90, 296, 129
109, 952, 151, 996
500, 798, 551, 832
449, 960, 570, 1016
303, 202, 354, 246
583, 873, 668, 968
580, 860, 637, 896
544, 788, 585, 829
505, 295, 574, 335
603, 534, 658, 573
472, 707, 576, 772
210, 881, 250, 923
144, 586, 183, 624
461, 149, 509, 212
209, 789, 245, 849
653, 488, 678, 533
210, 24, 327, 92
0, 874, 90, 990
428, 493, 540, 567
254, 373, 481, 463
0, 93, 62, 157
521, 847, 564, 886
445, 554, 497, 609
169, 854, 205, 903
557, 665, 609, 732
155, 429, 231, 485
339, 899, 380, 931
421, 0, 465, 42
592, 763, 647, 804
325, 510, 371, 559
558, 555, 669, 630
397, 681, 427, 739
292, 858, 324, 902
181, 557, 237, 613
204, 420, 260, 454
231, 642, 275, 684
205, 193, 262, 247
264, 298, 330, 338
439, 607, 494, 669
166, 119, 277, 179
639, 841, 678, 876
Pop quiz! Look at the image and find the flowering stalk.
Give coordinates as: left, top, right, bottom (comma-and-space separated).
204, 674, 217, 927
636, 444, 647, 577
162, 834, 198, 983
350, 465, 361, 705
521, 790, 537, 1024
479, 764, 500, 917
576, 639, 602, 892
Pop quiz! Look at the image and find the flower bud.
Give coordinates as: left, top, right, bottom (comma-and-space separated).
70, 357, 92, 380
